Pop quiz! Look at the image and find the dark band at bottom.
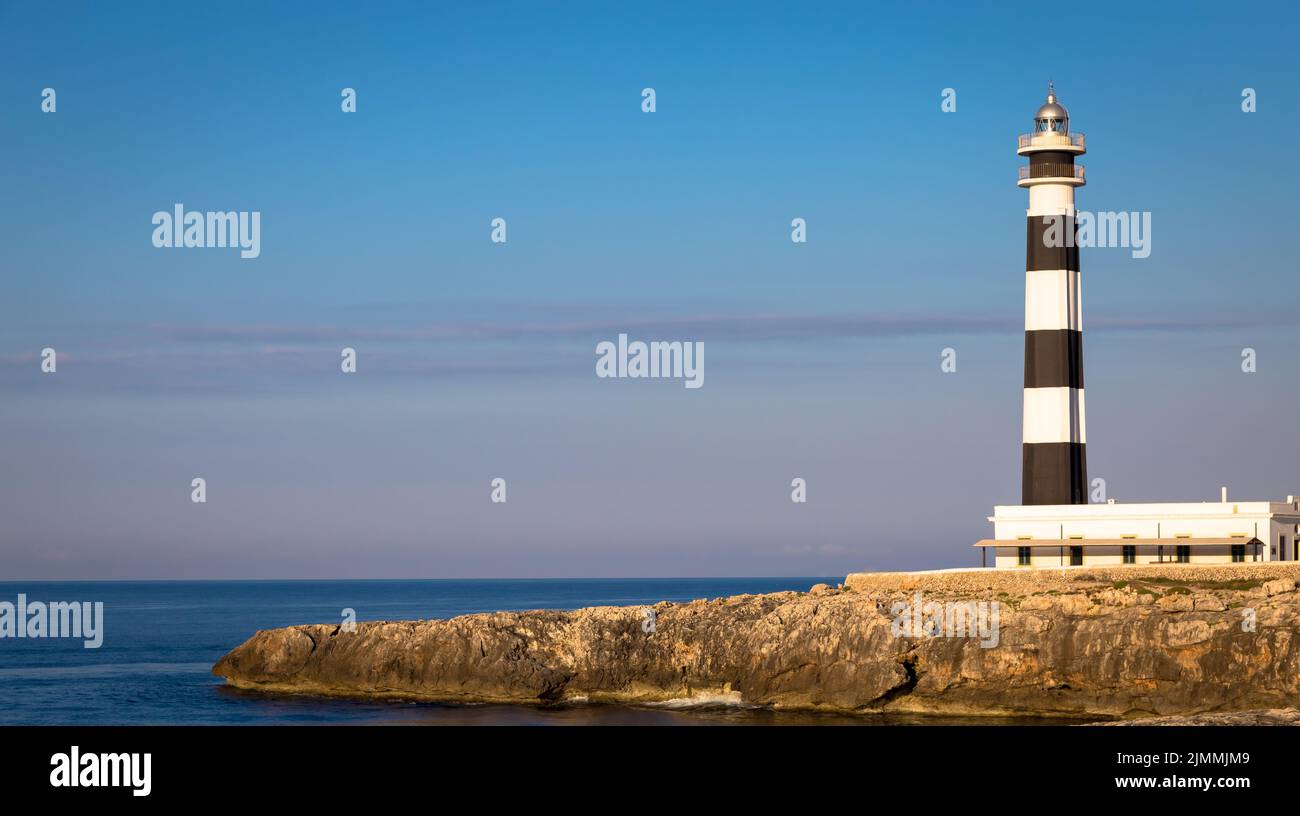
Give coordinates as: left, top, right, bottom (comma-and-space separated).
1023, 442, 1088, 505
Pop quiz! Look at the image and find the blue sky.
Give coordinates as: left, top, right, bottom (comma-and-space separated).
2, 1, 1297, 578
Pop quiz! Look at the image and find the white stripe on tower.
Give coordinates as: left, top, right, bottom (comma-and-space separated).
1018, 82, 1087, 505
1024, 270, 1080, 331
1022, 388, 1086, 443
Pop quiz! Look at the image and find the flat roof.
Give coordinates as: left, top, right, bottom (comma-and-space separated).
973, 537, 1262, 548
988, 501, 1300, 523
992, 501, 1297, 513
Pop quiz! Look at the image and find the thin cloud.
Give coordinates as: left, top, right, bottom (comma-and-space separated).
145, 309, 1292, 346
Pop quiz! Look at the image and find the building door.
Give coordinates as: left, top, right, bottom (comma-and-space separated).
1069, 546, 1083, 566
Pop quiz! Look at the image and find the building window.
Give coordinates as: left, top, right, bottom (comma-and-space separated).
1122, 545, 1136, 564
1069, 546, 1083, 566
1017, 546, 1031, 566
1232, 544, 1245, 563
1176, 545, 1191, 563
1282, 536, 1290, 562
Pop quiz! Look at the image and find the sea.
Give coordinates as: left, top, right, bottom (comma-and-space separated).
0, 579, 1062, 726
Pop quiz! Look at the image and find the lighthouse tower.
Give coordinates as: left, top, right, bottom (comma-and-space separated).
1018, 83, 1087, 504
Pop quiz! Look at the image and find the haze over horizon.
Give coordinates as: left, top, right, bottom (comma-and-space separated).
2, 2, 1297, 579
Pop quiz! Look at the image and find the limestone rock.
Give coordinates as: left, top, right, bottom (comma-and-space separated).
1264, 578, 1296, 596
213, 564, 1300, 719
1098, 708, 1300, 726
1193, 595, 1227, 611
1157, 593, 1195, 611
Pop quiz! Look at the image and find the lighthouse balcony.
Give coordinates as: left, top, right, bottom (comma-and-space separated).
1018, 163, 1086, 187
1017, 131, 1086, 155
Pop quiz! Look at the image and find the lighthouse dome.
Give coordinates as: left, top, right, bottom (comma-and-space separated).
1033, 82, 1069, 133
1034, 98, 1068, 120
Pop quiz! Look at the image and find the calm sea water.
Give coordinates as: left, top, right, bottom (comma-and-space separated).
0, 579, 1062, 725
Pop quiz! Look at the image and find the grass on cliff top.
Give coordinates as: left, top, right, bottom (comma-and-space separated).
1142, 576, 1263, 591
1087, 575, 1264, 592
1110, 580, 1163, 597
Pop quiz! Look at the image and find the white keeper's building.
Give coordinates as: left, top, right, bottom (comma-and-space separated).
980, 497, 1300, 569
975, 85, 1299, 569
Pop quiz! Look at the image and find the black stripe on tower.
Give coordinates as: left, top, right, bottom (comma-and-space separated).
1026, 151, 1076, 180
1026, 215, 1078, 271
1024, 330, 1083, 389
1027, 151, 1076, 167
1023, 442, 1087, 505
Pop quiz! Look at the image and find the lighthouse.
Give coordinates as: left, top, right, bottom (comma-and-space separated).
973, 85, 1299, 570
977, 84, 1300, 566
1018, 82, 1087, 505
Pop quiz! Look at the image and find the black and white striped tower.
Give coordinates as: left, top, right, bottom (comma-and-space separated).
1017, 82, 1087, 504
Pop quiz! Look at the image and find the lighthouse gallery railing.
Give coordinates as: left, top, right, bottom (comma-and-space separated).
1018, 163, 1086, 181
1017, 132, 1086, 150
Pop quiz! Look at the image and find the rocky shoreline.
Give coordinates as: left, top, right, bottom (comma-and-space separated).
213, 564, 1300, 721
1096, 708, 1300, 726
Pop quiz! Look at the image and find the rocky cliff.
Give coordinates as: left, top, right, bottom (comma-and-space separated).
212, 565, 1300, 719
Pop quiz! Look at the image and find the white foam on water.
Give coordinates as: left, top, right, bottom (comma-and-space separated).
645, 690, 755, 709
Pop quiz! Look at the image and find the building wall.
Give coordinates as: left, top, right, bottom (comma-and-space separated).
992, 544, 1255, 569
1270, 518, 1300, 561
